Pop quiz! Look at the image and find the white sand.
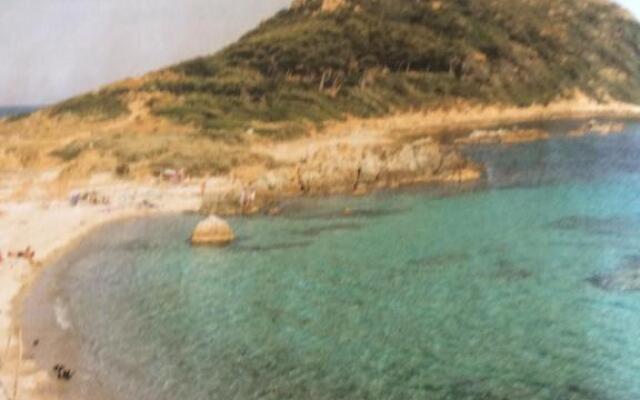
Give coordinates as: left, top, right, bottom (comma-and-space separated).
0, 177, 203, 400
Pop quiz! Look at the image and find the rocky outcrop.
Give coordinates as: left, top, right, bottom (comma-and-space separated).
320, 0, 346, 12
455, 128, 550, 145
294, 138, 479, 194
340, 137, 476, 188
190, 215, 235, 246
291, 0, 346, 12
201, 137, 481, 215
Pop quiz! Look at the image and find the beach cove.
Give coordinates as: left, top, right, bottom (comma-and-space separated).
0, 117, 638, 399
2, 0, 640, 396
0, 181, 203, 400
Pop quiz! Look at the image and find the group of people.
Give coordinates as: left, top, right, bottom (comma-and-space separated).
0, 246, 35, 265
162, 168, 188, 184
53, 364, 74, 380
69, 191, 111, 207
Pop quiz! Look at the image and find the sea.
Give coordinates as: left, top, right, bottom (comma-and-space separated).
23, 118, 640, 400
0, 105, 40, 118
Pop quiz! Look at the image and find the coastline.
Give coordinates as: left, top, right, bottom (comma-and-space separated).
0, 183, 202, 400
206, 100, 640, 214
1, 105, 640, 399
285, 97, 640, 146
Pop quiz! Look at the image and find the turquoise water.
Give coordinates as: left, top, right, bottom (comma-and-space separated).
27, 121, 640, 399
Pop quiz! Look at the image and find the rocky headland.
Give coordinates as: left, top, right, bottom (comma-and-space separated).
202, 136, 481, 215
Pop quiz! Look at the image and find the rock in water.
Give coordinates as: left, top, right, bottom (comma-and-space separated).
587, 256, 640, 292
588, 266, 640, 292
191, 216, 235, 246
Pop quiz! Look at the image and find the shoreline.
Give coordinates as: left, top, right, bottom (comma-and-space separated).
1, 108, 640, 399
296, 97, 640, 145
0, 183, 202, 400
16, 213, 203, 400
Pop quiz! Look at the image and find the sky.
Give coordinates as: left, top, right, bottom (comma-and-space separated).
620, 0, 640, 19
0, 0, 638, 106
0, 0, 289, 106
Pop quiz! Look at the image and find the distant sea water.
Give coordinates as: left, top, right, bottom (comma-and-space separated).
23, 119, 640, 400
0, 105, 40, 118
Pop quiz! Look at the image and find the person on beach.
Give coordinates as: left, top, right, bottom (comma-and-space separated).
200, 179, 207, 197
69, 193, 80, 206
239, 187, 247, 209
53, 364, 74, 380
15, 246, 35, 263
25, 246, 35, 262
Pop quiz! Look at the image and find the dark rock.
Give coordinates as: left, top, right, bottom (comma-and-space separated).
588, 256, 640, 292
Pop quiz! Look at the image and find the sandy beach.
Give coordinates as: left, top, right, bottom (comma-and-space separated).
0, 176, 203, 400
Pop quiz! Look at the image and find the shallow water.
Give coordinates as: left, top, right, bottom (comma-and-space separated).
25, 120, 640, 400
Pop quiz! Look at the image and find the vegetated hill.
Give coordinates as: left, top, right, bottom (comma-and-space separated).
3, 0, 640, 179
46, 0, 640, 139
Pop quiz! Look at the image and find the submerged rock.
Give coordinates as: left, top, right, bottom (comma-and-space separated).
191, 215, 235, 246
588, 256, 640, 292
588, 267, 640, 292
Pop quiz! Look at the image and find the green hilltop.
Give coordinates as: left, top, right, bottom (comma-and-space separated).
50, 0, 640, 139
